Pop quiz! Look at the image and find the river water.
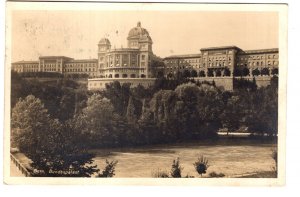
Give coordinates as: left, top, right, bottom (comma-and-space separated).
93, 140, 276, 178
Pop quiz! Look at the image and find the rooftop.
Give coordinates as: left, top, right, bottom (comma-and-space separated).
164, 54, 202, 59
12, 60, 39, 64
242, 48, 279, 54
200, 46, 242, 51
39, 56, 74, 60
67, 59, 98, 63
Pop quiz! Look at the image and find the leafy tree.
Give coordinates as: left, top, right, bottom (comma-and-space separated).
191, 70, 198, 77
207, 69, 214, 77
194, 155, 210, 177
215, 70, 222, 77
261, 67, 270, 76
183, 70, 191, 78
252, 68, 260, 76
220, 96, 241, 133
97, 160, 118, 178
223, 68, 231, 76
271, 68, 279, 76
104, 81, 131, 116
170, 158, 183, 178
199, 70, 206, 77
242, 67, 250, 76
126, 96, 137, 124
11, 95, 98, 177
233, 69, 242, 77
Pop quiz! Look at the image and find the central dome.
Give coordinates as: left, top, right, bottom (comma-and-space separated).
128, 22, 150, 39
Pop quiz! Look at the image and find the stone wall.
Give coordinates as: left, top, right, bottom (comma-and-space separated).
194, 77, 234, 91
88, 78, 156, 91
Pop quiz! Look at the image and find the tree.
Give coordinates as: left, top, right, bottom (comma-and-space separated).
77, 94, 122, 145
170, 158, 183, 178
261, 67, 270, 76
207, 69, 214, 77
194, 155, 210, 177
104, 81, 131, 116
271, 68, 279, 76
215, 70, 222, 77
233, 69, 242, 77
252, 68, 260, 76
183, 70, 191, 78
199, 70, 206, 77
126, 96, 137, 124
242, 67, 250, 76
97, 160, 118, 178
11, 95, 99, 177
223, 68, 231, 76
191, 70, 198, 78
220, 96, 241, 134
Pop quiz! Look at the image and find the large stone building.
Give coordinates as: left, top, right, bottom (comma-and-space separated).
12, 22, 158, 89
12, 22, 279, 91
12, 56, 98, 77
164, 46, 279, 78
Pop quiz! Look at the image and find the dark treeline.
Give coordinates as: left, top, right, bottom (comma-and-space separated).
11, 71, 278, 149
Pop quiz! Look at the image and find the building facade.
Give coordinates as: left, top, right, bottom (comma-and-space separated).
164, 46, 279, 78
12, 22, 279, 91
12, 56, 98, 77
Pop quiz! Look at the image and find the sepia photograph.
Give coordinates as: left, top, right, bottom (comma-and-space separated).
4, 2, 287, 185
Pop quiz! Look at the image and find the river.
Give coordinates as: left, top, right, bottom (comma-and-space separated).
92, 140, 276, 178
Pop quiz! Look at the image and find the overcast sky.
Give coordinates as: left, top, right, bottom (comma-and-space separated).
11, 10, 278, 61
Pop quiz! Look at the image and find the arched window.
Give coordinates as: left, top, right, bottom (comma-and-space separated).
122, 74, 128, 78
141, 74, 146, 78
130, 74, 136, 78
115, 74, 119, 78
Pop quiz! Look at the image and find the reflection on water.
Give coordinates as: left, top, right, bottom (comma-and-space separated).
93, 141, 277, 178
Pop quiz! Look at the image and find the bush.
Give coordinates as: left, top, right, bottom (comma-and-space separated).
97, 159, 118, 177
194, 155, 210, 177
170, 158, 183, 178
152, 168, 169, 178
209, 172, 225, 178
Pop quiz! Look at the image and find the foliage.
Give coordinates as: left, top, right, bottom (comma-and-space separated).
11, 95, 99, 177
191, 69, 198, 77
199, 70, 206, 77
194, 155, 210, 177
170, 158, 183, 178
209, 172, 225, 178
103, 81, 131, 116
252, 68, 260, 76
152, 168, 169, 178
126, 96, 137, 124
97, 160, 118, 177
261, 68, 270, 76
223, 68, 231, 76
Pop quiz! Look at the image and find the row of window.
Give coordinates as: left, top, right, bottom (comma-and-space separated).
65, 63, 96, 68
238, 54, 278, 61
64, 68, 96, 72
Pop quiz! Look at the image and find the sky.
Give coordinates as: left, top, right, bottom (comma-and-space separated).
11, 10, 278, 61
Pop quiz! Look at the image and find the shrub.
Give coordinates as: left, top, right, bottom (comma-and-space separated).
170, 158, 183, 178
97, 159, 118, 177
209, 171, 225, 178
194, 155, 210, 177
152, 168, 169, 178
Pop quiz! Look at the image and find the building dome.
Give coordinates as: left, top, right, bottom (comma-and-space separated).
98, 38, 111, 45
127, 22, 150, 39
